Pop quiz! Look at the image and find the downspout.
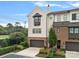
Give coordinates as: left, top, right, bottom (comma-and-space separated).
46, 15, 49, 48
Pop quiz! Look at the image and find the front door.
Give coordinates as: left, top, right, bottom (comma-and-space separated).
57, 40, 61, 49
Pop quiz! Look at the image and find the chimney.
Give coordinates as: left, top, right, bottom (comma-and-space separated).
47, 4, 51, 12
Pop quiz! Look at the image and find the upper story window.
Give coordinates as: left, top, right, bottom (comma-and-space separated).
76, 13, 79, 20
57, 15, 61, 22
33, 28, 41, 34
72, 13, 79, 20
33, 13, 42, 26
63, 14, 67, 21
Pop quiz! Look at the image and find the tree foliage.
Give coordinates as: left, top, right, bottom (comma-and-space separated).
9, 32, 26, 45
49, 28, 57, 47
0, 22, 28, 35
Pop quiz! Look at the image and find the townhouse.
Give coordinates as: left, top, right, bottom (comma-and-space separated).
28, 6, 79, 51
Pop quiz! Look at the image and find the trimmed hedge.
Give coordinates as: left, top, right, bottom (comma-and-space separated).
15, 45, 24, 50
19, 41, 28, 48
0, 45, 15, 55
0, 39, 8, 47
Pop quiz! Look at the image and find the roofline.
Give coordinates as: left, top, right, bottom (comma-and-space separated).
47, 8, 79, 15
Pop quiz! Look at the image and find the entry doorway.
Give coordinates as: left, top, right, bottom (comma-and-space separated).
57, 40, 61, 49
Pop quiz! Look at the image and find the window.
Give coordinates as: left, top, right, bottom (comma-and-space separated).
33, 28, 41, 34
69, 28, 74, 33
63, 14, 67, 21
72, 13, 76, 20
33, 13, 42, 26
74, 28, 78, 33
33, 29, 35, 33
72, 13, 79, 20
57, 15, 61, 22
34, 17, 41, 26
76, 13, 79, 20
69, 27, 79, 34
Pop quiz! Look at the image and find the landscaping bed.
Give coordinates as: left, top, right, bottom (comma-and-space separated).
36, 47, 51, 58
47, 48, 65, 58
36, 47, 65, 58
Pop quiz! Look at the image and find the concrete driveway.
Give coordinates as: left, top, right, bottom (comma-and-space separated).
16, 47, 40, 57
66, 51, 79, 58
0, 47, 40, 58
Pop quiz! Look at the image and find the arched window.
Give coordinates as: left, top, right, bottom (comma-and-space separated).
33, 13, 42, 26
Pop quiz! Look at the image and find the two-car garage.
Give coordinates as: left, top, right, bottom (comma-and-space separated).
30, 40, 44, 47
66, 42, 79, 51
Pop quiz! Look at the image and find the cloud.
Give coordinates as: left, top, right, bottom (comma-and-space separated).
70, 2, 79, 7
33, 1, 70, 8
20, 22, 28, 28
0, 23, 7, 27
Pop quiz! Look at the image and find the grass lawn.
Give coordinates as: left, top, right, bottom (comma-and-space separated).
0, 35, 9, 39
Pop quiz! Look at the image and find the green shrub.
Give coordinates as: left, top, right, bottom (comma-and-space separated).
60, 48, 65, 57
39, 48, 49, 54
9, 32, 25, 45
61, 48, 65, 52
47, 49, 56, 58
15, 45, 24, 50
0, 45, 15, 55
47, 51, 54, 58
19, 41, 28, 48
0, 39, 8, 47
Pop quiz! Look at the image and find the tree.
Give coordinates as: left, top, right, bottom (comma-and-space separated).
7, 23, 13, 28
21, 28, 28, 36
0, 25, 7, 35
15, 22, 21, 27
6, 23, 14, 34
14, 22, 22, 32
49, 28, 57, 47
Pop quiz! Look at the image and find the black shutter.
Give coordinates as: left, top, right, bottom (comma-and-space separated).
72, 13, 76, 20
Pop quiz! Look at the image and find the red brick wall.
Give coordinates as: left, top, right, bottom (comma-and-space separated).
54, 26, 68, 48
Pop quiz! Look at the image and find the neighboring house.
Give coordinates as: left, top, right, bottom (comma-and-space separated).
28, 6, 79, 51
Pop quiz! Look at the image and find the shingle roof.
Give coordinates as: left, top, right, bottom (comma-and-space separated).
53, 21, 79, 27
48, 8, 79, 15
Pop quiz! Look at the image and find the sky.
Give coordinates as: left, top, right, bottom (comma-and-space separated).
0, 1, 79, 28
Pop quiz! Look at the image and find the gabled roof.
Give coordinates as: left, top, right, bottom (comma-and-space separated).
33, 13, 42, 17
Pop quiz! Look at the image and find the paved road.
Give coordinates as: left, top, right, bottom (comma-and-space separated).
66, 51, 79, 58
0, 47, 40, 58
